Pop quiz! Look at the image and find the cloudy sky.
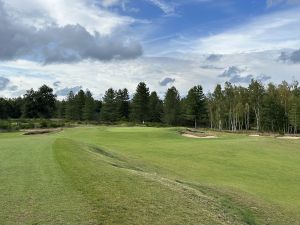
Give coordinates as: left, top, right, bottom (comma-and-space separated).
0, 0, 300, 98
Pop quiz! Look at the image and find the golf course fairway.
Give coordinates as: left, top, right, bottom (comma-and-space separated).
0, 126, 300, 225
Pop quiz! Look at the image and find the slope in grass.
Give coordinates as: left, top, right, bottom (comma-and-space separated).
54, 138, 255, 225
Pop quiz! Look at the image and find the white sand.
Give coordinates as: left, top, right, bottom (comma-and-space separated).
182, 134, 217, 139
277, 136, 300, 140
249, 134, 260, 137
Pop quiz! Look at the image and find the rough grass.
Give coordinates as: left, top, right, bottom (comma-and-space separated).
0, 126, 300, 224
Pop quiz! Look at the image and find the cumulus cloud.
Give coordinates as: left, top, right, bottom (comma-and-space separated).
206, 54, 222, 62
0, 76, 9, 90
159, 77, 175, 86
257, 74, 272, 82
0, 1, 142, 64
200, 65, 224, 70
8, 85, 18, 91
53, 81, 61, 87
219, 66, 271, 84
229, 74, 254, 83
56, 86, 82, 96
219, 66, 245, 78
279, 49, 300, 63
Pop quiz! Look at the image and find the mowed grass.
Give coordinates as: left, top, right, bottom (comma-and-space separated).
0, 127, 300, 224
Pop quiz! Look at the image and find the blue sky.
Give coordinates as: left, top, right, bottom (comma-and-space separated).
0, 0, 300, 98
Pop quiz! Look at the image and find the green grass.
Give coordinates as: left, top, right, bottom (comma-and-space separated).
1, 126, 300, 224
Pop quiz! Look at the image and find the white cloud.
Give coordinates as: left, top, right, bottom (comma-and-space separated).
2, 49, 299, 99
148, 0, 176, 15
267, 0, 300, 7
189, 7, 300, 54
2, 0, 136, 35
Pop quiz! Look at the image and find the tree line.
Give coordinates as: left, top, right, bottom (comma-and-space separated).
0, 80, 300, 133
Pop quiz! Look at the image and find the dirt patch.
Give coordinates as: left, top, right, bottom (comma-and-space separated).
277, 136, 300, 140
182, 134, 217, 139
23, 128, 62, 135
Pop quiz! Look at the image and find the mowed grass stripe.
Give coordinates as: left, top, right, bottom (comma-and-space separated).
59, 127, 300, 223
54, 138, 251, 225
1, 127, 300, 224
0, 134, 97, 225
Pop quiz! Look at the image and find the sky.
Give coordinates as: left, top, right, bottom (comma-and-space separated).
0, 0, 300, 98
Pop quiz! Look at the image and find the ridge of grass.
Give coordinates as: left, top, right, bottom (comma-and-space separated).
54, 138, 272, 225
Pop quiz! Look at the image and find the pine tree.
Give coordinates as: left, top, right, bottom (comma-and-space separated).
116, 88, 130, 121
65, 91, 76, 120
163, 86, 181, 125
74, 90, 86, 120
130, 82, 150, 123
148, 91, 163, 122
56, 100, 66, 119
83, 91, 95, 121
185, 85, 206, 128
100, 88, 117, 122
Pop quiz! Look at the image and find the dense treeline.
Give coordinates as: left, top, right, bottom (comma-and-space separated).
1, 80, 300, 133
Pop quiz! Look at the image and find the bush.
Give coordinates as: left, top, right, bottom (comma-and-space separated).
0, 120, 11, 130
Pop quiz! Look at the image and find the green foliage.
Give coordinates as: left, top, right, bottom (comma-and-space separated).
23, 85, 56, 118
65, 91, 76, 120
0, 120, 11, 130
100, 88, 118, 122
83, 90, 95, 121
185, 85, 206, 128
163, 86, 181, 125
1, 80, 300, 133
261, 84, 286, 132
148, 91, 163, 122
130, 82, 150, 122
115, 88, 130, 120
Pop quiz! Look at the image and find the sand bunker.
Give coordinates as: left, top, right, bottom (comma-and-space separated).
23, 128, 62, 135
277, 136, 300, 140
249, 134, 260, 137
182, 134, 217, 139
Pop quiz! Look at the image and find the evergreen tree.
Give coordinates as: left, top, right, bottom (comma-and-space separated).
163, 86, 181, 125
94, 100, 102, 121
83, 91, 95, 121
65, 91, 76, 120
100, 88, 117, 122
185, 85, 206, 128
55, 100, 66, 119
74, 90, 86, 120
130, 82, 150, 123
0, 98, 8, 119
116, 88, 130, 120
148, 91, 163, 122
